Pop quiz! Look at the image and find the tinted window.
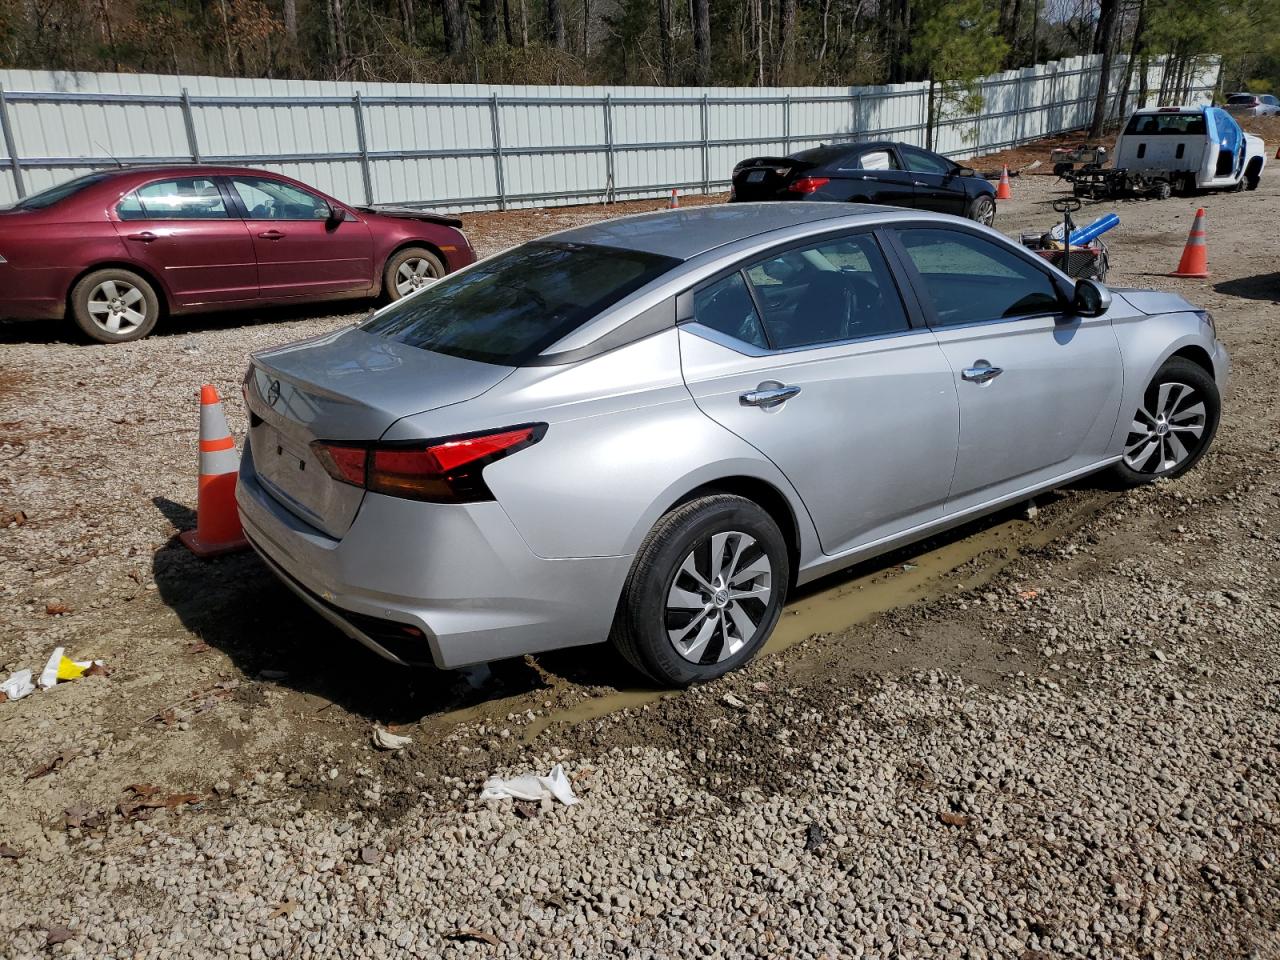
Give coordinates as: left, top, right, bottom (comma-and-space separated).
899, 146, 953, 176
897, 229, 1061, 325
231, 176, 330, 220
841, 149, 899, 171
1124, 112, 1206, 135
1227, 95, 1257, 105
364, 242, 679, 365
118, 178, 229, 220
11, 172, 115, 211
745, 234, 909, 348
693, 273, 768, 349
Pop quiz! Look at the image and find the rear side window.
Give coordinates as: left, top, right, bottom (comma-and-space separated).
1227, 95, 1257, 105
896, 229, 1061, 325
693, 273, 769, 349
118, 178, 229, 220
850, 149, 899, 171
744, 234, 910, 348
364, 242, 680, 365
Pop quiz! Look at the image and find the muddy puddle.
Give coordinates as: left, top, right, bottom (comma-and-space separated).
430, 488, 1118, 743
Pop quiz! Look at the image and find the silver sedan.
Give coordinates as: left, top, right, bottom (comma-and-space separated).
237, 203, 1229, 686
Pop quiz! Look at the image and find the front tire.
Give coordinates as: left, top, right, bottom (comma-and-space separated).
610, 494, 789, 687
966, 194, 996, 226
1111, 358, 1220, 487
70, 268, 160, 344
384, 247, 444, 302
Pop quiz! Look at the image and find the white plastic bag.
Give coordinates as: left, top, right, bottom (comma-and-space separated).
1, 669, 34, 701
480, 763, 579, 806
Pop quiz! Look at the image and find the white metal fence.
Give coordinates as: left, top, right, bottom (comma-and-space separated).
0, 55, 1218, 212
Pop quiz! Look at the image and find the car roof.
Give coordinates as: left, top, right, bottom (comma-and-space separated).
549, 202, 900, 259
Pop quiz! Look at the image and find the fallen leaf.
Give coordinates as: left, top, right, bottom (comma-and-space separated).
514, 801, 539, 820
44, 602, 72, 616
0, 843, 22, 859
125, 783, 162, 797
269, 899, 299, 919
187, 642, 210, 654
11, 510, 27, 525
447, 928, 501, 946
25, 750, 80, 781
1018, 589, 1039, 601
85, 662, 112, 678
117, 788, 204, 821
45, 926, 74, 946
63, 807, 102, 830
360, 846, 384, 866
0, 692, 7, 704
938, 811, 971, 828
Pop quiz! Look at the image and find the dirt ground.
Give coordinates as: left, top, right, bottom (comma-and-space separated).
1, 151, 1279, 957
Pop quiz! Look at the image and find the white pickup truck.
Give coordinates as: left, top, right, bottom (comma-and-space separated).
1114, 105, 1266, 194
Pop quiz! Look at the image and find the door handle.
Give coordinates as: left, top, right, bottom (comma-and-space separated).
740, 383, 801, 408
125, 231, 157, 242
961, 365, 1004, 384
913, 181, 928, 187
258, 230, 286, 240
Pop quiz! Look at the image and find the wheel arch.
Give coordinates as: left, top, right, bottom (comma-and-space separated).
379, 239, 447, 296
1168, 344, 1215, 378
66, 261, 171, 317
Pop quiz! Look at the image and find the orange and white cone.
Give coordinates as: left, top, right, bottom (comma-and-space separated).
996, 165, 1012, 200
1169, 207, 1209, 279
669, 189, 680, 209
180, 384, 248, 558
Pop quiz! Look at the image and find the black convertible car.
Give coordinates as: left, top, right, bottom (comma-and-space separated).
729, 141, 998, 225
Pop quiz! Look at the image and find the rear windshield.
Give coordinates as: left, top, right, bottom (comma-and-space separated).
1227, 95, 1257, 104
362, 241, 680, 365
10, 172, 115, 210
1124, 112, 1206, 135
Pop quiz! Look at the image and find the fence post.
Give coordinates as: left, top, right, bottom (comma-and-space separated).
489, 94, 507, 211
602, 93, 615, 204
783, 94, 791, 154
700, 93, 710, 195
1014, 71, 1026, 147
0, 83, 25, 200
180, 88, 201, 163
352, 93, 375, 205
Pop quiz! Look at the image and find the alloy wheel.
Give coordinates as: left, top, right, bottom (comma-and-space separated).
395, 257, 439, 297
1123, 380, 1207, 474
666, 530, 773, 664
86, 279, 147, 336
976, 199, 996, 226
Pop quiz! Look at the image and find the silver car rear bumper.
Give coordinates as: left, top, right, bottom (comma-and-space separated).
236, 437, 631, 669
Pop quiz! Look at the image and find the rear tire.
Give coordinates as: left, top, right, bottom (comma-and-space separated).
966, 195, 996, 226
610, 495, 789, 687
70, 268, 160, 344
383, 247, 444, 302
1110, 358, 1220, 487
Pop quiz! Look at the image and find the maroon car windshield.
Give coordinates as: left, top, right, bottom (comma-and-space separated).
362, 241, 679, 366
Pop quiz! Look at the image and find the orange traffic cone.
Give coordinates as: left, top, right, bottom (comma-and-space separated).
179, 384, 249, 558
1169, 207, 1209, 279
1274, 143, 1280, 160
669, 189, 679, 209
996, 166, 1012, 200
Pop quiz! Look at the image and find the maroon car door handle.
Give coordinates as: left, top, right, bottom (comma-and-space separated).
126, 231, 158, 242
258, 230, 286, 240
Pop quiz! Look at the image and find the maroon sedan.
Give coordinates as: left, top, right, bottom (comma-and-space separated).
0, 166, 476, 343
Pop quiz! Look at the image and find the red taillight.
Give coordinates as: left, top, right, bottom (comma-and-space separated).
788, 176, 830, 195
310, 424, 545, 504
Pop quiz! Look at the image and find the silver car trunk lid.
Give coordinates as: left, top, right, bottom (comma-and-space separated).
245, 326, 514, 537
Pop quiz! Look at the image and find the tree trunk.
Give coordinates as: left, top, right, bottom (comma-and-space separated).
1088, 0, 1118, 137
1005, 0, 1022, 66
658, 0, 675, 84
925, 78, 936, 151
1029, 0, 1039, 64
503, 0, 513, 44
441, 0, 468, 54
400, 0, 416, 44
886, 0, 910, 84
547, 0, 565, 49
1117, 0, 1145, 117
282, 0, 298, 40
693, 0, 711, 85
480, 0, 499, 45
778, 0, 796, 82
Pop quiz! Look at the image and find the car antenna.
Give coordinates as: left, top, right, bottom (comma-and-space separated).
93, 140, 125, 168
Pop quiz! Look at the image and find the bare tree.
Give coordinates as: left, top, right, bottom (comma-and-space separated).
480, 0, 500, 44
283, 0, 299, 40
778, 0, 796, 80
1088, 0, 1119, 137
693, 0, 710, 84
441, 0, 468, 54
658, 0, 675, 84
547, 0, 565, 48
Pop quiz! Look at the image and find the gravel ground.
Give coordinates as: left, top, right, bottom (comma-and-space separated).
1, 163, 1278, 959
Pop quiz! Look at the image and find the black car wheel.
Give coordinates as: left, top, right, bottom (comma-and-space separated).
966, 195, 996, 226
610, 494, 789, 687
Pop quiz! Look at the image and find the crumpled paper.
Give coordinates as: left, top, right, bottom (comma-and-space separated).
1, 669, 35, 701
479, 763, 579, 806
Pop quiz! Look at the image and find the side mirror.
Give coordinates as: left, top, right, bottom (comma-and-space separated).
955, 166, 976, 177
1072, 278, 1112, 317
325, 205, 345, 228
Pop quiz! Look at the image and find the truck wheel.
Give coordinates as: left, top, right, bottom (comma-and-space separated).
1153, 180, 1172, 201
1244, 175, 1259, 191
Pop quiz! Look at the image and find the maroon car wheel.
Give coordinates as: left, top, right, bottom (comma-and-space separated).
70, 268, 160, 344
384, 248, 444, 302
